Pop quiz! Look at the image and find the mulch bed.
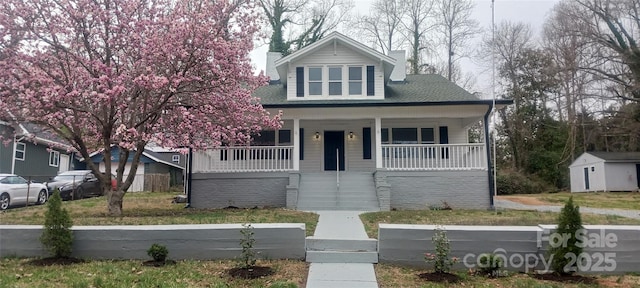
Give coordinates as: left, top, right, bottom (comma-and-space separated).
28, 257, 84, 266
533, 273, 597, 284
142, 259, 177, 267
227, 266, 274, 279
418, 272, 461, 283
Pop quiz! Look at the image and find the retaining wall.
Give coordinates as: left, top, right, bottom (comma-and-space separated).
0, 224, 306, 260
378, 224, 640, 274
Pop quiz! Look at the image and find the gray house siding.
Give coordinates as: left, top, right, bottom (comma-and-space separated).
377, 170, 490, 210
0, 125, 13, 173
191, 172, 289, 208
14, 142, 69, 182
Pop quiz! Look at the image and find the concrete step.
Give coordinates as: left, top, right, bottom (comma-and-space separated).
306, 251, 379, 263
306, 238, 378, 252
298, 206, 380, 211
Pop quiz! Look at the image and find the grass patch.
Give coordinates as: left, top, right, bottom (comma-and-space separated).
0, 192, 318, 236
0, 258, 307, 288
500, 192, 640, 210
360, 209, 640, 238
375, 263, 640, 287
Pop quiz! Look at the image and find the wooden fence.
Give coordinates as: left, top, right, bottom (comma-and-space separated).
143, 173, 170, 192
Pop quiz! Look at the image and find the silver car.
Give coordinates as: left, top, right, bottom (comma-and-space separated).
0, 174, 48, 210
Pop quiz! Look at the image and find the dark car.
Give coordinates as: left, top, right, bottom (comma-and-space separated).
46, 170, 104, 200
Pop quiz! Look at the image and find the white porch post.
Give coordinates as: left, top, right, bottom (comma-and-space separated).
293, 118, 300, 171
375, 117, 382, 169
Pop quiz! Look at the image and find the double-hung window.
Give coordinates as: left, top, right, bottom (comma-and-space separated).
49, 150, 60, 167
308, 67, 323, 95
328, 67, 342, 96
15, 142, 25, 161
349, 67, 363, 95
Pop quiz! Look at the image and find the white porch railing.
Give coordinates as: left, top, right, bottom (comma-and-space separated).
193, 146, 294, 173
381, 144, 487, 170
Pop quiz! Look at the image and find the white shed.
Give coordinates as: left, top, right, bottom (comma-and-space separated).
569, 152, 640, 192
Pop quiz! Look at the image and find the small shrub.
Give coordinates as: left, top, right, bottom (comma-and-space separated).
547, 196, 583, 275
147, 243, 169, 262
424, 227, 458, 273
40, 189, 74, 258
478, 253, 504, 276
239, 223, 257, 269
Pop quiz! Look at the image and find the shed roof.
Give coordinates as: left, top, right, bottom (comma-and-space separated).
587, 151, 640, 162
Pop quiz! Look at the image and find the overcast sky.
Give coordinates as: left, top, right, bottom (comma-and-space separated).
249, 0, 561, 96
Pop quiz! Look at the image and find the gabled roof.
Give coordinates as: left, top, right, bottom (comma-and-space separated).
274, 32, 397, 85
0, 121, 73, 151
87, 146, 184, 169
256, 74, 511, 108
587, 151, 640, 162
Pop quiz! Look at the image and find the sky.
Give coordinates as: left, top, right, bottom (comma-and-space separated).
249, 0, 562, 97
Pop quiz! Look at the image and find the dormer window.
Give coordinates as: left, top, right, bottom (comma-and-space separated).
349, 66, 363, 95
295, 65, 376, 98
328, 67, 342, 95
308, 67, 323, 95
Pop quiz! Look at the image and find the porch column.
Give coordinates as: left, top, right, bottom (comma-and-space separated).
375, 117, 382, 169
293, 118, 300, 171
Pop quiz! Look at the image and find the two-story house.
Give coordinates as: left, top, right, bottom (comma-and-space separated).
190, 32, 510, 211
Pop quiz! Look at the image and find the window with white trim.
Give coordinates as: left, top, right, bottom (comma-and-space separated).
15, 142, 25, 161
349, 66, 363, 95
49, 150, 60, 167
308, 67, 323, 95
328, 67, 342, 95
172, 155, 180, 163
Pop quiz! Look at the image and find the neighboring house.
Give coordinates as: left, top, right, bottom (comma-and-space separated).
86, 146, 184, 192
0, 121, 75, 182
569, 152, 640, 193
190, 32, 510, 210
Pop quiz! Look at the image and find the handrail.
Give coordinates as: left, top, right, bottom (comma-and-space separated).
336, 148, 340, 190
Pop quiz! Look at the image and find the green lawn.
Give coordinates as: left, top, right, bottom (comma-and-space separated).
500, 191, 640, 210
0, 258, 307, 288
0, 192, 319, 236
360, 209, 640, 238
376, 263, 640, 287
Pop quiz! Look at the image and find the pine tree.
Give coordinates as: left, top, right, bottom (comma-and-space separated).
548, 196, 583, 274
40, 190, 74, 258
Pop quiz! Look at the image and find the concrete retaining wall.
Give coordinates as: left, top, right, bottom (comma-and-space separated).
191, 172, 290, 209
0, 224, 306, 260
377, 171, 490, 210
379, 224, 640, 274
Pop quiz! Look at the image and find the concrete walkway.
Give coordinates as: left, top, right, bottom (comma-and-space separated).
305, 211, 378, 288
495, 198, 640, 219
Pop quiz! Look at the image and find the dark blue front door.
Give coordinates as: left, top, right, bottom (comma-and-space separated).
324, 131, 345, 171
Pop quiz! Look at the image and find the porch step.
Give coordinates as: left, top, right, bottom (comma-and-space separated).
297, 172, 380, 211
306, 251, 379, 263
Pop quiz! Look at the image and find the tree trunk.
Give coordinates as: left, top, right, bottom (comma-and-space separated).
107, 189, 125, 216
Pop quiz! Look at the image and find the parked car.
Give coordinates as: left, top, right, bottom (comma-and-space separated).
46, 170, 108, 200
0, 174, 48, 210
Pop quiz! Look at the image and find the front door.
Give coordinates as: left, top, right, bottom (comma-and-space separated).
636, 164, 640, 189
324, 131, 345, 171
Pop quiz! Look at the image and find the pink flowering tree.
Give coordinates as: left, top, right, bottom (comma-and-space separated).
0, 0, 281, 216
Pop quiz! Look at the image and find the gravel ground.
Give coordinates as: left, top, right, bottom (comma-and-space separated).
494, 198, 640, 220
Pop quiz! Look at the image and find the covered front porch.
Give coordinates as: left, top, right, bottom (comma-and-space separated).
190, 104, 493, 210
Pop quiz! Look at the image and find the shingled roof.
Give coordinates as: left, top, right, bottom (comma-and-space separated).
256, 74, 508, 108
587, 151, 640, 162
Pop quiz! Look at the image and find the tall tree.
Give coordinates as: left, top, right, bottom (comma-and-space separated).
400, 0, 436, 74
484, 21, 534, 170
259, 0, 352, 55
435, 0, 480, 81
566, 0, 640, 101
0, 0, 281, 216
351, 0, 404, 54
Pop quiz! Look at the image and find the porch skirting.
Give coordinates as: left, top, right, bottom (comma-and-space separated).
191, 172, 290, 209
375, 170, 490, 210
